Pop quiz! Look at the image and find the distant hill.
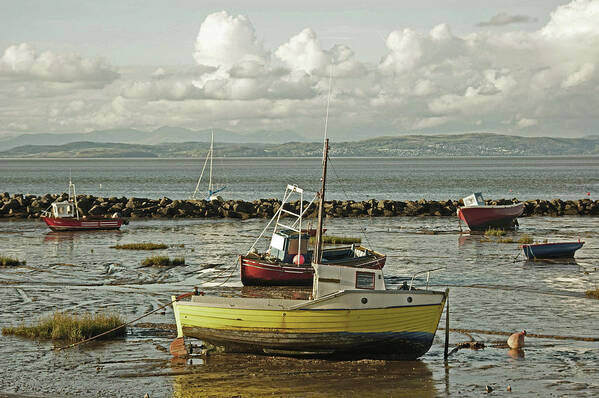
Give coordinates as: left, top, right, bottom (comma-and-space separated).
1, 133, 599, 158
0, 126, 309, 150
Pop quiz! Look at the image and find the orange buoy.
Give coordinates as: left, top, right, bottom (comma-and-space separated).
507, 330, 526, 349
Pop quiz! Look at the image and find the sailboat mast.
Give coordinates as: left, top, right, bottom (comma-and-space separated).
209, 130, 214, 193
314, 138, 329, 264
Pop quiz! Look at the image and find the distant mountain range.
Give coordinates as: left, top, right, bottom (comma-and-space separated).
1, 133, 598, 158
0, 126, 310, 151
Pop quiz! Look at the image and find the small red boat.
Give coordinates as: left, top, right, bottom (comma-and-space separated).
42, 180, 125, 231
43, 215, 123, 231
457, 193, 524, 231
240, 242, 386, 286
240, 141, 386, 286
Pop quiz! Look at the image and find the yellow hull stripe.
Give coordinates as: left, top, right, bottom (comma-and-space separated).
176, 303, 444, 334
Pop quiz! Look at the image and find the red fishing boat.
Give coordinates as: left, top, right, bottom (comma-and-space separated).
240, 140, 386, 286
42, 180, 126, 231
457, 193, 524, 231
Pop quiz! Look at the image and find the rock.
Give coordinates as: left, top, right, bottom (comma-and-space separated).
88, 205, 106, 216
159, 197, 172, 206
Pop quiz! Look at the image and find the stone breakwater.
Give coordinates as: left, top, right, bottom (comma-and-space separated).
1, 193, 598, 220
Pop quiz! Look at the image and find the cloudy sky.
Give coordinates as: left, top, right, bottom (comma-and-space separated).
1, 0, 598, 140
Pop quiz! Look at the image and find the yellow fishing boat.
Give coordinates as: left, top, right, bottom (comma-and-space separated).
172, 264, 446, 359
171, 139, 447, 359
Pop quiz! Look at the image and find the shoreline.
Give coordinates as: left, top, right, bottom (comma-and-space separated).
1, 193, 597, 219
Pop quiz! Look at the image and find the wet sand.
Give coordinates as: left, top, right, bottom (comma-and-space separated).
1, 216, 598, 397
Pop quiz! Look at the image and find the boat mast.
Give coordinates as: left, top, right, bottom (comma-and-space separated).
314, 138, 329, 264
68, 173, 80, 220
208, 129, 214, 195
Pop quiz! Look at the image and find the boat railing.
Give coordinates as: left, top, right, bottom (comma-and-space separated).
409, 267, 444, 291
246, 185, 317, 255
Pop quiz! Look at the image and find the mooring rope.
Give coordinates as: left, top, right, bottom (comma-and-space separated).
53, 291, 195, 351
52, 254, 240, 351
439, 327, 599, 342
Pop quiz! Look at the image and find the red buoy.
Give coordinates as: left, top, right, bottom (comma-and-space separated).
293, 254, 305, 265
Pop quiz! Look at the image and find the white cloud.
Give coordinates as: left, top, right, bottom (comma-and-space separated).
122, 80, 203, 101
276, 28, 329, 75
0, 43, 119, 85
541, 0, 599, 39
561, 63, 595, 88
517, 118, 538, 128
2, 1, 599, 139
193, 11, 267, 70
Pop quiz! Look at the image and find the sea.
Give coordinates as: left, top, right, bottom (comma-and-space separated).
0, 156, 598, 397
1, 156, 598, 201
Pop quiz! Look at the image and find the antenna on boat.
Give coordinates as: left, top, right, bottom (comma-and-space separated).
208, 129, 214, 196
323, 64, 333, 144
67, 169, 80, 219
314, 65, 333, 264
191, 129, 212, 200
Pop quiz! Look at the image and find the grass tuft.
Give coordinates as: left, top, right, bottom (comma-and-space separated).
1, 312, 125, 341
111, 243, 168, 250
497, 237, 514, 243
141, 256, 185, 267
0, 256, 26, 267
484, 228, 506, 237
518, 234, 534, 244
586, 289, 599, 299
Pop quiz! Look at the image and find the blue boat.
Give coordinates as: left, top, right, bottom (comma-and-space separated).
521, 241, 584, 259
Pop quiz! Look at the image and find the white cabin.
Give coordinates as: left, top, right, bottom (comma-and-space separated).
50, 201, 76, 218
312, 263, 386, 298
462, 192, 485, 207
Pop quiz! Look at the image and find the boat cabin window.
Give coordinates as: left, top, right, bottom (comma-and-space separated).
52, 202, 74, 218
269, 229, 309, 262
355, 271, 375, 290
463, 192, 484, 207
